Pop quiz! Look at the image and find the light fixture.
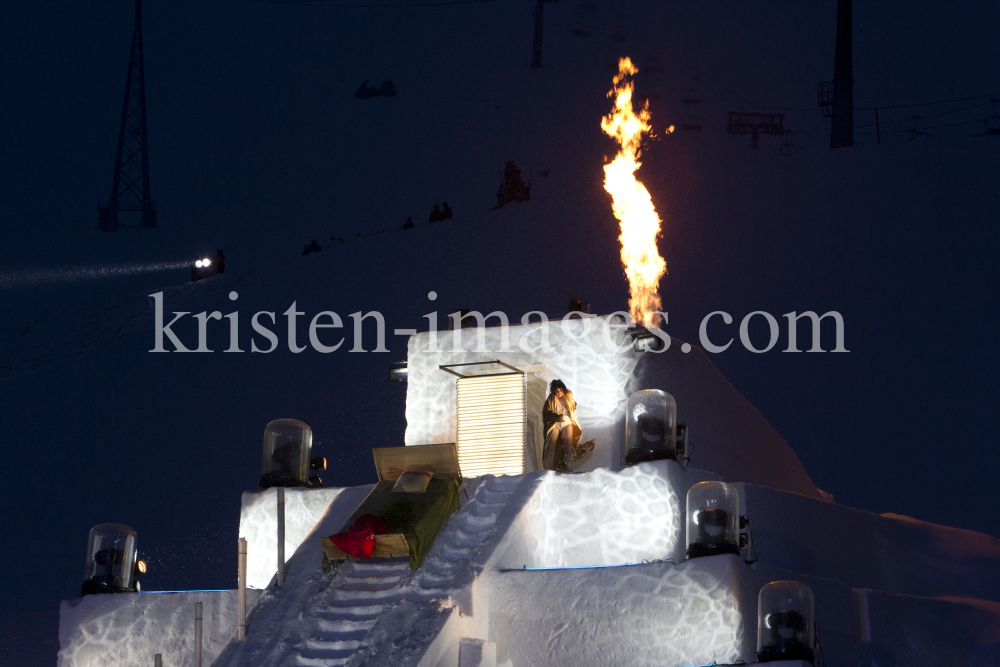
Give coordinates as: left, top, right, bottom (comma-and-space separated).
757, 580, 816, 664
686, 481, 740, 559
626, 325, 665, 352
81, 523, 140, 595
259, 419, 323, 489
390, 361, 408, 382
441, 361, 526, 477
624, 389, 677, 464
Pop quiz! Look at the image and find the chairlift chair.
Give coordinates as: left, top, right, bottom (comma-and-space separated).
774, 130, 803, 156
817, 83, 834, 118
909, 115, 933, 141
681, 77, 704, 131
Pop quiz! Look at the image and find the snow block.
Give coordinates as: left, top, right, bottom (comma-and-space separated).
57, 589, 262, 667
239, 486, 350, 589
497, 460, 719, 568
403, 317, 824, 500
486, 554, 757, 667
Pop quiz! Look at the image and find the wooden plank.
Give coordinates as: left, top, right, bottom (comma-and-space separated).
372, 443, 463, 483
319, 534, 410, 561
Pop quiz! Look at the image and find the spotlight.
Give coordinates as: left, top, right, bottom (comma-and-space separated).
624, 389, 677, 464
686, 481, 741, 559
80, 523, 141, 595
757, 581, 816, 664
389, 361, 408, 382
259, 419, 323, 489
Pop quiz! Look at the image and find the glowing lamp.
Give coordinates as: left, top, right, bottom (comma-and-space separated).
757, 580, 816, 664
442, 361, 526, 477
259, 419, 323, 489
81, 523, 144, 595
686, 481, 740, 559
624, 389, 676, 464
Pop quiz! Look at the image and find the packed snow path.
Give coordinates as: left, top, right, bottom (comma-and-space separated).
296, 559, 410, 667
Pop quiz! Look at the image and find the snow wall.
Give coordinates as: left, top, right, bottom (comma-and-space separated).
57, 589, 263, 667
337, 461, 1000, 667
238, 486, 369, 590
404, 315, 824, 500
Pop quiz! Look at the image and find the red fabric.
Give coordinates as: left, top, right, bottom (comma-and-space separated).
328, 514, 388, 558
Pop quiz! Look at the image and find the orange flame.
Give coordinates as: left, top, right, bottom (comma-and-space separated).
601, 57, 667, 328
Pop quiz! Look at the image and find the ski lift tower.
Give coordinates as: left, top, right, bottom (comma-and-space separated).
98, 0, 157, 232
829, 0, 853, 148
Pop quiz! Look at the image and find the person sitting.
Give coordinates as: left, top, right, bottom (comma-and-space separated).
302, 239, 322, 256
214, 249, 226, 274
542, 380, 583, 472
403, 216, 414, 229
441, 202, 453, 220
429, 205, 443, 223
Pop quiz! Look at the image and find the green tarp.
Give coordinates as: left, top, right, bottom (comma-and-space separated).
330, 478, 460, 570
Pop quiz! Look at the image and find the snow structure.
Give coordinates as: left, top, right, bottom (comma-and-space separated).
57, 318, 1000, 666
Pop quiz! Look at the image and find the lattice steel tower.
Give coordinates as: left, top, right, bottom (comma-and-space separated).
98, 0, 156, 232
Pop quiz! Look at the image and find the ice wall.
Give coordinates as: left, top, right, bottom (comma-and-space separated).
239, 486, 354, 589
497, 460, 719, 568
403, 316, 824, 500
404, 315, 641, 471
488, 555, 756, 667
57, 589, 262, 667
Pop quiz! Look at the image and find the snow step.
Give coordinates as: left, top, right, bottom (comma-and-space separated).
317, 618, 378, 635
347, 560, 410, 576
295, 655, 349, 667
321, 604, 386, 620
339, 576, 405, 592
305, 638, 362, 653
330, 587, 405, 606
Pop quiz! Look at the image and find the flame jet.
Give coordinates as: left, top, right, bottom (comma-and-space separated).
601, 57, 667, 328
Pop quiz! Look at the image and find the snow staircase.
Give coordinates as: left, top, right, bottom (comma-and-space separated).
310, 475, 522, 667
406, 474, 521, 601
295, 558, 411, 667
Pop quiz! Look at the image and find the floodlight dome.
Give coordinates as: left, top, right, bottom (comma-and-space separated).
624, 389, 677, 464
686, 481, 740, 559
757, 580, 816, 664
260, 418, 316, 489
81, 523, 138, 595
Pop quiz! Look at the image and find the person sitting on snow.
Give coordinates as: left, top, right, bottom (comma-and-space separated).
441, 202, 453, 220
542, 380, 594, 472
428, 205, 443, 223
403, 216, 414, 229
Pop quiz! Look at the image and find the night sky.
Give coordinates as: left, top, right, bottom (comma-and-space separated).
1, 0, 998, 631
